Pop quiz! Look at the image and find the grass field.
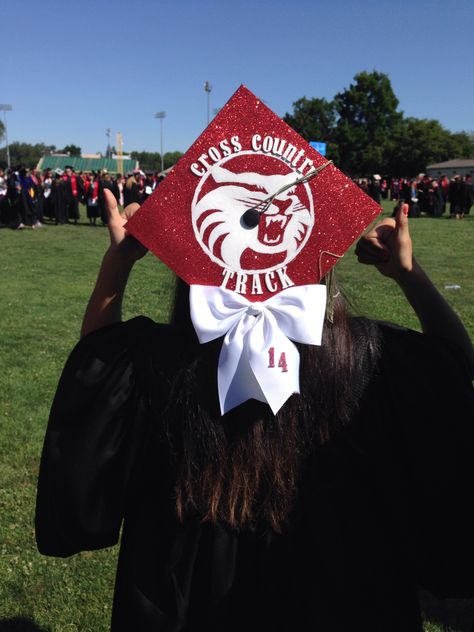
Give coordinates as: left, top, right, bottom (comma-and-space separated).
0, 200, 473, 632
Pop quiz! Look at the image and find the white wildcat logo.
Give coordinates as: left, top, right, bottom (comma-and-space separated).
191, 153, 314, 273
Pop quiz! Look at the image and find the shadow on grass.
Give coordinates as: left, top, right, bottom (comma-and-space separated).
0, 619, 50, 632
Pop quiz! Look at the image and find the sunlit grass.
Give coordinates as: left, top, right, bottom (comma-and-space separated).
0, 201, 472, 631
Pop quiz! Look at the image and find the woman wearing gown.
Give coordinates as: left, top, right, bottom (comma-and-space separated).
36, 191, 474, 632
86, 172, 101, 225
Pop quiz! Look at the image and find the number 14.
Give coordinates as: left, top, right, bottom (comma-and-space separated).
268, 347, 288, 372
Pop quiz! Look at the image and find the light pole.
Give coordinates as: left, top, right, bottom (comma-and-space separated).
105, 127, 111, 158
204, 81, 212, 125
0, 104, 12, 170
155, 111, 166, 173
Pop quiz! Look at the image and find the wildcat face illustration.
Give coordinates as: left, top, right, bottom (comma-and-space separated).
191, 157, 314, 273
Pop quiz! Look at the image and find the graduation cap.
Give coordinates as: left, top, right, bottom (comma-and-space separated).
126, 85, 381, 414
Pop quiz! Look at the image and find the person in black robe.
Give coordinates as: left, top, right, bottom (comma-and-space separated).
51, 169, 68, 224
86, 173, 100, 225
63, 166, 84, 223
30, 169, 44, 225
16, 167, 43, 227
0, 167, 7, 223
42, 169, 54, 221
448, 176, 462, 218
3, 168, 21, 227
368, 175, 381, 204
427, 180, 444, 217
390, 178, 400, 201
123, 171, 142, 206
417, 176, 432, 215
461, 175, 473, 216
439, 176, 449, 214
36, 192, 474, 632
399, 179, 420, 218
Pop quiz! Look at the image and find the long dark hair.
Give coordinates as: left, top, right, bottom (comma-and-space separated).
162, 276, 380, 533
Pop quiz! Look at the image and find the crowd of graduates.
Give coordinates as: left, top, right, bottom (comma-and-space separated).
355, 173, 474, 218
1, 166, 473, 229
0, 166, 165, 229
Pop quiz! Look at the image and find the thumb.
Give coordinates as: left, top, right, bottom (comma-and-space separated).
103, 189, 121, 223
395, 202, 410, 238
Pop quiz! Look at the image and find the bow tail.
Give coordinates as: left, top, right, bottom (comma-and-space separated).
218, 312, 301, 415
218, 316, 268, 414
247, 313, 300, 414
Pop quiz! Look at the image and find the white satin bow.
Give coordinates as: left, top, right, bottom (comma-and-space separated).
190, 284, 327, 415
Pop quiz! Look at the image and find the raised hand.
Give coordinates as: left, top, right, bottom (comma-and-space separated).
355, 201, 473, 372
355, 203, 413, 280
104, 189, 148, 262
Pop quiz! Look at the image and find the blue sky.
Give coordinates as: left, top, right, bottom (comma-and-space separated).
2, 0, 473, 156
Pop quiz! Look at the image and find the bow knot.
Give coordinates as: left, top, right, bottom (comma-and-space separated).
190, 284, 327, 415
247, 302, 264, 316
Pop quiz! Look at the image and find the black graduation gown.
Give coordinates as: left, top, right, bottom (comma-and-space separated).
123, 181, 141, 206
36, 317, 474, 632
400, 185, 420, 218
64, 175, 84, 221
369, 181, 381, 204
51, 179, 68, 224
17, 176, 38, 226
462, 181, 473, 215
86, 182, 100, 220
429, 187, 444, 217
448, 180, 462, 215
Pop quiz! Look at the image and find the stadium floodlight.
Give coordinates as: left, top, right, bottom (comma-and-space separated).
204, 82, 212, 125
155, 112, 166, 173
0, 104, 13, 170
106, 128, 112, 158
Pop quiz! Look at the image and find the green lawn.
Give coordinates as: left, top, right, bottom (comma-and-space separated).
0, 201, 473, 631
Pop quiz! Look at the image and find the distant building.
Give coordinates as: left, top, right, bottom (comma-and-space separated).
37, 153, 138, 174
426, 159, 474, 179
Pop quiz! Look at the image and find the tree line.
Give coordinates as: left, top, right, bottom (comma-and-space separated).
283, 70, 474, 176
0, 139, 184, 173
1, 71, 473, 176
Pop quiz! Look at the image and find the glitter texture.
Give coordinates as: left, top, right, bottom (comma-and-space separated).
126, 85, 381, 301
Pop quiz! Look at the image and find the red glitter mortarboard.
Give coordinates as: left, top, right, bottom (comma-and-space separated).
126, 85, 381, 302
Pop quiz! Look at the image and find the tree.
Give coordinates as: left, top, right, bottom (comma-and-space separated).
283, 97, 336, 141
60, 144, 81, 156
130, 150, 162, 172
163, 151, 184, 170
0, 120, 5, 144
448, 132, 474, 159
0, 142, 56, 169
387, 118, 474, 176
334, 71, 402, 175
283, 97, 339, 162
130, 150, 184, 172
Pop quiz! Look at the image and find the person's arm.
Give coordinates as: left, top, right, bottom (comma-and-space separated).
80, 190, 146, 338
355, 203, 474, 376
